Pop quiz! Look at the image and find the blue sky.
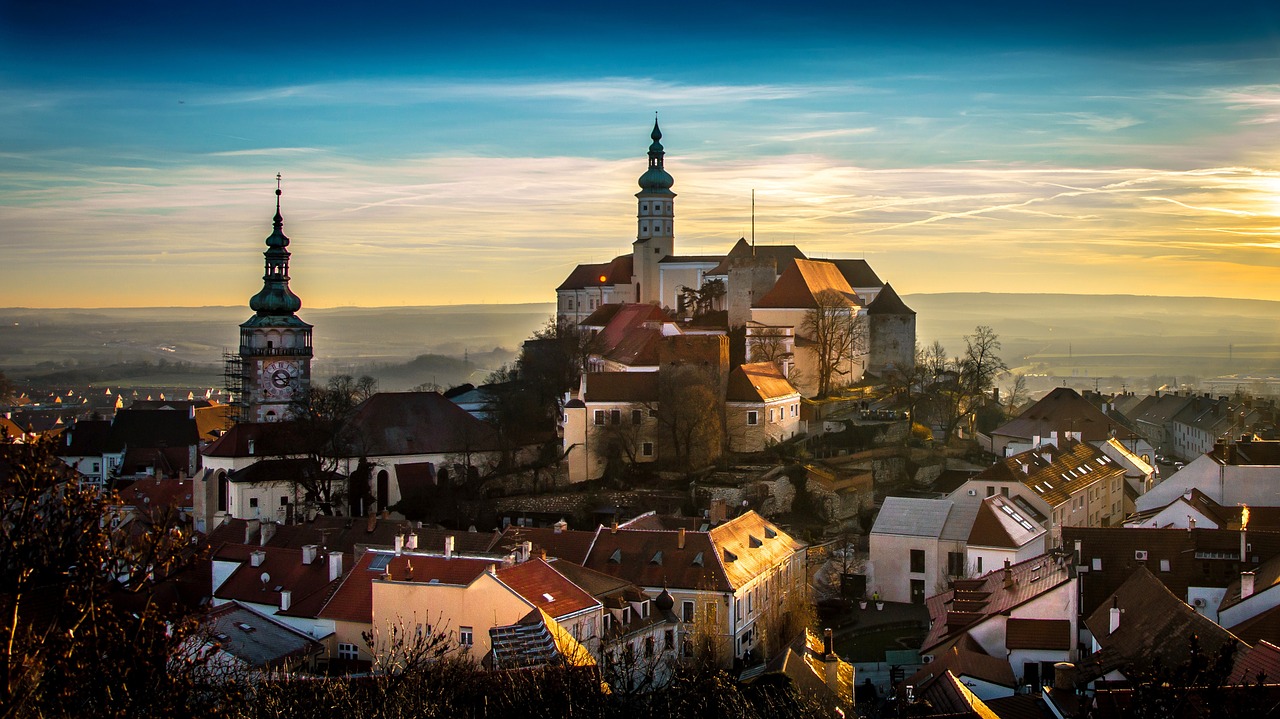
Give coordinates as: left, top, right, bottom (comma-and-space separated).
2, 1, 1279, 307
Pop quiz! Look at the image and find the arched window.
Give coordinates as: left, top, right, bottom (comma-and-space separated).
217, 471, 229, 512
377, 469, 389, 510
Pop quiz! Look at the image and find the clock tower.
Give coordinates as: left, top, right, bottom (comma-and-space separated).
238, 176, 313, 422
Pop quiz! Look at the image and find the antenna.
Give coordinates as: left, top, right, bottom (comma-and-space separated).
751, 189, 756, 256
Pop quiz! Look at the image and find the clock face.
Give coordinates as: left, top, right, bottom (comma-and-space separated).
263, 360, 301, 399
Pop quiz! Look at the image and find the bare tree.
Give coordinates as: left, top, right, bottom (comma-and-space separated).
656, 366, 724, 472
290, 374, 379, 515
801, 289, 862, 398
746, 326, 792, 367
961, 325, 1008, 399
1004, 372, 1029, 417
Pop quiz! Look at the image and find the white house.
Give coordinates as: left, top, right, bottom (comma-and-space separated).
869, 497, 979, 604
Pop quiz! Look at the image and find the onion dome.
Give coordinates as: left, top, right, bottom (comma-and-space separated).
637, 118, 675, 193
248, 175, 304, 316
654, 586, 675, 612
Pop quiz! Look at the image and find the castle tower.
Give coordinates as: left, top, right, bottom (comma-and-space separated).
238, 176, 313, 422
633, 119, 676, 305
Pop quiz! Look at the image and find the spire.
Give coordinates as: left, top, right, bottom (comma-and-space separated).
249, 175, 303, 316
638, 117, 674, 193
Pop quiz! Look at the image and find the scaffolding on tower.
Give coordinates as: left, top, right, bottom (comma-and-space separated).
222, 351, 247, 424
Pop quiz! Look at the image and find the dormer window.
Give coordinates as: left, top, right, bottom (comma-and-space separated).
610, 549, 622, 563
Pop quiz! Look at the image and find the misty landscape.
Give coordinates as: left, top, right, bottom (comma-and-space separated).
3, 292, 1277, 396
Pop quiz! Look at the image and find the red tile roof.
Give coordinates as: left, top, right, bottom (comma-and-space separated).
203, 421, 306, 458
496, 558, 601, 619
494, 525, 597, 565
967, 495, 1045, 550
1005, 618, 1071, 651
117, 477, 193, 511
709, 512, 806, 591
901, 635, 1015, 693
556, 255, 633, 291
584, 526, 731, 592
582, 372, 660, 404
348, 392, 503, 455
992, 388, 1137, 444
214, 546, 348, 614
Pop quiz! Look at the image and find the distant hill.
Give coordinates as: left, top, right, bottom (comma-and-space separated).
3, 294, 1277, 392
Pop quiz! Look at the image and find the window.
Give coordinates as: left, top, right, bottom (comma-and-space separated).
280, 496, 289, 506
1092, 558, 1102, 571
610, 409, 621, 425
986, 486, 995, 497
459, 626, 473, 646
648, 408, 658, 418
249, 497, 259, 508
747, 411, 759, 426
1001, 487, 1010, 497
664, 629, 675, 650
642, 442, 654, 457
748, 592, 754, 615
682, 600, 695, 623
976, 556, 983, 574
594, 410, 605, 426
768, 409, 775, 422
1160, 559, 1171, 572
585, 617, 595, 638
337, 643, 359, 661
632, 409, 643, 425
948, 552, 965, 577
910, 549, 925, 573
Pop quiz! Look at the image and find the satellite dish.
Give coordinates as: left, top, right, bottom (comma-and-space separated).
260, 572, 271, 586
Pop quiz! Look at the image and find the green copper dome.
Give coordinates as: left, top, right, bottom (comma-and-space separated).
638, 119, 674, 192
248, 185, 303, 316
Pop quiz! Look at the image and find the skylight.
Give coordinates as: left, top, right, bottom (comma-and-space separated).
369, 554, 392, 572
543, 593, 554, 602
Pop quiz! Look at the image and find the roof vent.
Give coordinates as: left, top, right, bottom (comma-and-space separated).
650, 551, 663, 565
692, 552, 704, 566
609, 549, 622, 564
765, 527, 777, 539
723, 549, 738, 563
749, 535, 762, 548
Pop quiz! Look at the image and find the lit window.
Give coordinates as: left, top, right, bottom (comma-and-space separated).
682, 601, 695, 623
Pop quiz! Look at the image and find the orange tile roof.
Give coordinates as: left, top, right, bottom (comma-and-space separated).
726, 362, 800, 403
754, 259, 859, 309
708, 512, 806, 591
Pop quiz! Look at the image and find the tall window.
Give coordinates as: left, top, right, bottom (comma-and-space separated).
948, 552, 965, 577
459, 626, 473, 647
632, 409, 643, 425
747, 411, 759, 426
910, 549, 925, 573
594, 410, 605, 426
610, 409, 621, 425
682, 601, 695, 623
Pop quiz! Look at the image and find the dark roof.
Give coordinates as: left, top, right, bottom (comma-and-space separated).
103, 409, 199, 453
811, 258, 884, 289
203, 421, 306, 458
901, 635, 1016, 693
706, 238, 806, 276
201, 603, 323, 669
967, 495, 1046, 549
865, 283, 915, 315
993, 387, 1139, 443
117, 477, 193, 511
494, 525, 597, 565
1063, 525, 1280, 618
582, 372, 660, 403
580, 303, 624, 327
226, 457, 327, 485
59, 419, 111, 456
1005, 618, 1071, 650
1079, 566, 1245, 682
584, 526, 731, 592
208, 516, 499, 557
348, 392, 503, 456
602, 326, 664, 367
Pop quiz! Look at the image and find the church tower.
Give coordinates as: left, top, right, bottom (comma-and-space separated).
238, 176, 313, 422
633, 119, 676, 305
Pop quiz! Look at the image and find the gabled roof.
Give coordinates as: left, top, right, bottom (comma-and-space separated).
992, 388, 1137, 444
967, 495, 1046, 549
347, 392, 503, 456
921, 553, 1074, 654
751, 629, 853, 712
582, 372, 660, 404
864, 283, 914, 315
208, 516, 498, 557
495, 557, 601, 619
117, 477, 193, 511
709, 512, 806, 591
810, 258, 883, 289
103, 409, 199, 453
901, 635, 1016, 693
59, 419, 111, 456
584, 526, 730, 592
726, 362, 800, 403
1219, 551, 1280, 613
579, 303, 624, 328
980, 438, 1126, 508
214, 545, 349, 613
754, 259, 859, 309
494, 525, 597, 565
602, 326, 664, 367
556, 255, 633, 291
226, 457, 328, 485
706, 238, 806, 276
203, 421, 306, 458
588, 303, 671, 356
1080, 566, 1245, 682
872, 497, 979, 542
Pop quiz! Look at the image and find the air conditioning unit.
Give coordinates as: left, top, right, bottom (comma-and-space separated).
1135, 550, 1149, 561
968, 489, 977, 496
1193, 597, 1207, 608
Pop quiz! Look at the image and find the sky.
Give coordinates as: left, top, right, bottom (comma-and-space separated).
2, 1, 1280, 308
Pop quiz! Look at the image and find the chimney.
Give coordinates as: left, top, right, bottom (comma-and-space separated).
280, 589, 292, 612
405, 560, 414, 582
189, 405, 196, 420
394, 534, 404, 555
678, 528, 687, 550
302, 544, 318, 565
521, 540, 533, 563
1049, 431, 1059, 447
822, 627, 835, 657
553, 519, 567, 534
1032, 434, 1041, 448
1242, 571, 1256, 599
1053, 662, 1077, 692
405, 532, 418, 550
328, 552, 343, 582
444, 535, 455, 560
260, 522, 277, 546
248, 439, 255, 456
250, 550, 266, 567
1188, 517, 1195, 531
246, 518, 262, 544
1003, 560, 1015, 588
611, 521, 618, 534
1109, 599, 1121, 635
822, 628, 841, 695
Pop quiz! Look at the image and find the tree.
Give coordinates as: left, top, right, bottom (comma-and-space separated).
746, 327, 792, 368
884, 343, 930, 422
656, 366, 724, 473
291, 374, 379, 515
680, 278, 726, 317
1, 436, 208, 718
960, 325, 1008, 399
801, 290, 862, 398
1003, 372, 1029, 417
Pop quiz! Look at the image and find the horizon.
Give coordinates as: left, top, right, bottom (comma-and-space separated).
2, 2, 1279, 308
